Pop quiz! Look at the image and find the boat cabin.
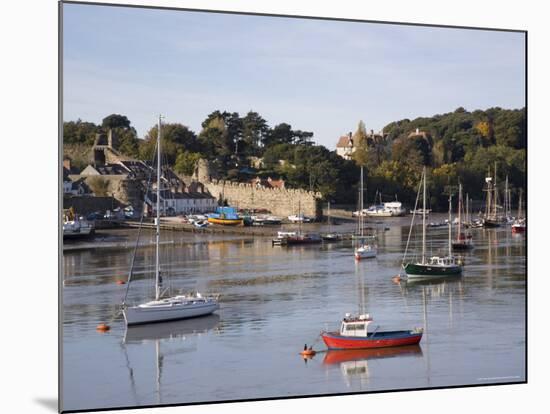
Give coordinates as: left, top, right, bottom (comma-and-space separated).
340, 313, 373, 337
428, 256, 458, 266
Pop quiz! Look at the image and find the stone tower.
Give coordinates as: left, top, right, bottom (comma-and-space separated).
193, 158, 213, 183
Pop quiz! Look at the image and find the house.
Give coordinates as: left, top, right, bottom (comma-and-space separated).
63, 161, 91, 196
408, 128, 429, 140
336, 133, 355, 160
250, 176, 286, 189
144, 188, 217, 215
336, 129, 387, 160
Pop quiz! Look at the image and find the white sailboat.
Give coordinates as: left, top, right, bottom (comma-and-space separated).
122, 115, 219, 326
355, 166, 377, 260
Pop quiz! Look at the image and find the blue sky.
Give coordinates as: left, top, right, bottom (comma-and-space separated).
63, 3, 525, 148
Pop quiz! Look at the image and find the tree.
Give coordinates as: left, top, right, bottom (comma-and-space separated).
101, 114, 131, 130
241, 111, 269, 155
264, 123, 294, 147
174, 151, 202, 176
140, 122, 197, 165
351, 120, 369, 167
63, 120, 99, 145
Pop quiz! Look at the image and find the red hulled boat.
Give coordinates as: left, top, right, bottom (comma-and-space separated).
321, 313, 423, 350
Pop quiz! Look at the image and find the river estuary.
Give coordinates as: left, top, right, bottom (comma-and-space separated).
62, 215, 526, 411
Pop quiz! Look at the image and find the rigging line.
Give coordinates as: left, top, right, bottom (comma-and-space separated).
401, 170, 423, 266
122, 139, 157, 306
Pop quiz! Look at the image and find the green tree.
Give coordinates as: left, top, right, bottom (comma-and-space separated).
174, 151, 202, 176
63, 119, 99, 145
351, 120, 369, 167
242, 111, 269, 155
101, 114, 131, 130
140, 122, 197, 165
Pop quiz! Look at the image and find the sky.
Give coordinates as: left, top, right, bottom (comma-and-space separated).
62, 3, 525, 148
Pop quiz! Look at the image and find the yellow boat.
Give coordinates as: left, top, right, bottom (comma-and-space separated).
207, 216, 244, 226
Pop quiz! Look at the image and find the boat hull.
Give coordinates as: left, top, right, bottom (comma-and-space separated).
207, 217, 243, 226
511, 225, 526, 234
285, 237, 322, 245
403, 262, 462, 278
483, 219, 501, 228
355, 249, 377, 260
451, 241, 474, 251
123, 301, 219, 326
321, 330, 422, 350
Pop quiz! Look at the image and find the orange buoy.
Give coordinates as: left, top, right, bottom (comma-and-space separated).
300, 349, 316, 357
116, 280, 126, 285
96, 323, 110, 332
392, 275, 402, 284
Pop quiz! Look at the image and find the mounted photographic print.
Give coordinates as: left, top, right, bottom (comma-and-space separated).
60, 1, 526, 412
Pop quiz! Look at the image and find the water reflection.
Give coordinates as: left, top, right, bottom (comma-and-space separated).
121, 315, 220, 407
124, 314, 220, 344
323, 345, 423, 387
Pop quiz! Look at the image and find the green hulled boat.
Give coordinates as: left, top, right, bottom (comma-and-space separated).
402, 167, 463, 280
403, 257, 462, 278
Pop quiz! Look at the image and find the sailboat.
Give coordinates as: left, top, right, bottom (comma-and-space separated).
402, 167, 462, 279
511, 189, 526, 234
321, 201, 342, 241
452, 183, 474, 251
482, 164, 504, 227
285, 200, 321, 245
354, 166, 377, 260
122, 115, 219, 326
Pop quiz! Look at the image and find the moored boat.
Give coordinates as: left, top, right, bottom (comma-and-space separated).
285, 233, 322, 245
402, 167, 463, 279
355, 244, 377, 260
122, 115, 219, 326
354, 166, 376, 259
451, 183, 474, 251
511, 189, 526, 234
207, 207, 243, 226
63, 208, 95, 239
321, 313, 423, 350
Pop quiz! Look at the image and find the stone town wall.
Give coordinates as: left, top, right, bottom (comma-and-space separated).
205, 180, 322, 218
69, 174, 144, 210
63, 196, 121, 215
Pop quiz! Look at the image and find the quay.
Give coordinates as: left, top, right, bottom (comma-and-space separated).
120, 219, 280, 237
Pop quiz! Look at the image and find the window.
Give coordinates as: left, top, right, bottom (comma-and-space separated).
345, 324, 365, 331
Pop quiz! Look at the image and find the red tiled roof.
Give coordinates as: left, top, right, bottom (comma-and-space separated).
336, 135, 353, 148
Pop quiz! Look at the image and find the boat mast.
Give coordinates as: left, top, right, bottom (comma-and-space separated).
485, 166, 491, 219
327, 200, 331, 232
360, 166, 364, 238
298, 200, 302, 235
155, 115, 162, 301
493, 162, 498, 218
422, 166, 426, 264
505, 175, 509, 218
457, 183, 462, 241
465, 193, 470, 225
518, 188, 523, 220
448, 192, 452, 257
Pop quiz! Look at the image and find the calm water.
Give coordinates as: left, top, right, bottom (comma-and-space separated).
62, 216, 526, 411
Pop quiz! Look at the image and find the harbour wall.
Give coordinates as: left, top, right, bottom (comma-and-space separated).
204, 180, 322, 218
